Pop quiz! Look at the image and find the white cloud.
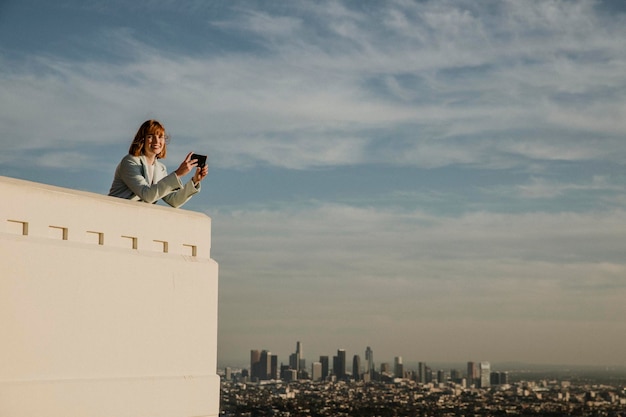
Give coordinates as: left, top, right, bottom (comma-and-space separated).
2, 0, 625, 171
34, 151, 91, 169
516, 176, 624, 199
212, 203, 626, 282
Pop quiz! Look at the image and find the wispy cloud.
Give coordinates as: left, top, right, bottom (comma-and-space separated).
2, 0, 625, 172
213, 203, 626, 279
516, 176, 624, 198
3, 0, 626, 366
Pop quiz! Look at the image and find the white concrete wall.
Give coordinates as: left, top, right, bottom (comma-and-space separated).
0, 176, 219, 417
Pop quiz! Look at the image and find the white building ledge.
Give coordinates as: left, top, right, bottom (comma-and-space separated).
0, 176, 219, 417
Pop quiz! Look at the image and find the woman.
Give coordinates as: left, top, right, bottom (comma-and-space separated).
108, 119, 208, 208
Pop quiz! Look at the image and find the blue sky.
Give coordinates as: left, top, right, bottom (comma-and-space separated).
2, 0, 626, 368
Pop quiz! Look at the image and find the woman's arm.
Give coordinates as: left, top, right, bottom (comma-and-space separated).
117, 155, 184, 204
162, 179, 200, 208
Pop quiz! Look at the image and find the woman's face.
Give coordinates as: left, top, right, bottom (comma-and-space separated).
143, 131, 165, 159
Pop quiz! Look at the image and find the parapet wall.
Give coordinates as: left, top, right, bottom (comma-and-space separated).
0, 176, 219, 417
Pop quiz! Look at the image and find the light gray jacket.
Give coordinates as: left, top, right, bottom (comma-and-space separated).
108, 154, 200, 208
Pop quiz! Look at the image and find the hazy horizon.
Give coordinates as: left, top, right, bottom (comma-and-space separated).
218, 339, 626, 371
2, 0, 626, 367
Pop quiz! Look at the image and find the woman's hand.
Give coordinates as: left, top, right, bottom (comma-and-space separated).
192, 162, 209, 185
174, 152, 198, 177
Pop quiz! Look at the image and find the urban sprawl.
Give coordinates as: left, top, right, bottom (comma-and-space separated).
220, 342, 626, 416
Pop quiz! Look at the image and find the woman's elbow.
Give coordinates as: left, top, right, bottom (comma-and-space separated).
137, 192, 160, 204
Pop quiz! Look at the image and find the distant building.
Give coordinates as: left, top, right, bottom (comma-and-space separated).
311, 362, 323, 382
480, 362, 491, 388
418, 362, 427, 384
353, 355, 361, 380
251, 350, 261, 381
437, 369, 446, 384
259, 350, 272, 380
289, 341, 304, 372
297, 341, 306, 372
320, 356, 329, 380
334, 349, 346, 379
247, 350, 270, 381
394, 356, 404, 378
365, 346, 375, 373
362, 370, 371, 382
467, 361, 479, 387
271, 355, 279, 380
283, 369, 297, 382
499, 371, 509, 385
490, 371, 500, 386
380, 362, 390, 374
425, 365, 433, 383
450, 369, 461, 382
491, 371, 509, 385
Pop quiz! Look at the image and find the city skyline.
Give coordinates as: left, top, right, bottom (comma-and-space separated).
2, 0, 626, 367
241, 341, 520, 380
229, 337, 626, 373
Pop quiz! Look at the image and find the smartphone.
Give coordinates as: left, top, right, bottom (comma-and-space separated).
191, 153, 207, 168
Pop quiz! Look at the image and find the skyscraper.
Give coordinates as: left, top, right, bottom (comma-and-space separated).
289, 353, 298, 371
425, 365, 433, 383
334, 349, 346, 379
437, 369, 446, 384
490, 371, 500, 386
480, 361, 491, 388
271, 354, 278, 380
311, 362, 322, 382
394, 356, 403, 379
365, 346, 374, 373
250, 350, 261, 381
450, 369, 461, 382
418, 362, 426, 384
319, 356, 329, 380
352, 355, 361, 380
290, 341, 304, 371
259, 350, 272, 380
467, 361, 479, 387
296, 341, 303, 371
499, 371, 509, 385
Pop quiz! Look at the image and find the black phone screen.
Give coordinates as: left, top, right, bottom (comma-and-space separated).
191, 153, 207, 168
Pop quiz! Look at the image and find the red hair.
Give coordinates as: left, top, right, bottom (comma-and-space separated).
128, 119, 170, 159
